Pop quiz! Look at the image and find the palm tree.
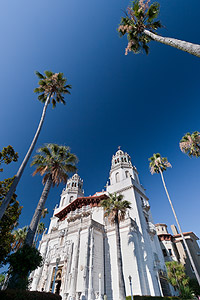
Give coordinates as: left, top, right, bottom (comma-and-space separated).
25, 143, 77, 246
180, 131, 200, 157
149, 153, 200, 286
0, 71, 71, 221
100, 193, 131, 300
118, 0, 200, 57
12, 226, 28, 252
34, 222, 45, 246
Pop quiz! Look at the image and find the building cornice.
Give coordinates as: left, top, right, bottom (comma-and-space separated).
55, 194, 108, 221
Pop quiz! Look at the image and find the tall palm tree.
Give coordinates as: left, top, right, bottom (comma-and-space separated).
180, 131, 200, 157
25, 144, 77, 246
100, 193, 131, 300
12, 226, 28, 252
149, 153, 200, 286
0, 71, 71, 221
118, 0, 200, 57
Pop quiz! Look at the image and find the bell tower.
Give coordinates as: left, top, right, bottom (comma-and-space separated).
109, 147, 139, 186
59, 173, 84, 208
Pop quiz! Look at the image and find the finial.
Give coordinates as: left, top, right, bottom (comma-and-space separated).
118, 146, 121, 150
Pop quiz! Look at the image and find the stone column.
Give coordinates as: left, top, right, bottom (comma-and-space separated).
63, 242, 73, 296
88, 227, 94, 300
68, 228, 81, 300
81, 225, 91, 300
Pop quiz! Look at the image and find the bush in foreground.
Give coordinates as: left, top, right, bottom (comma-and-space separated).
126, 296, 180, 300
0, 290, 61, 300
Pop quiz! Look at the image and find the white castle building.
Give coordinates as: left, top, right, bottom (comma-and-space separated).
30, 149, 174, 299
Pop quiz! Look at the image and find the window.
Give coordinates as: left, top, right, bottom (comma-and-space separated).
125, 171, 130, 178
134, 173, 139, 183
121, 157, 124, 162
61, 197, 65, 206
69, 196, 73, 203
115, 172, 120, 183
162, 249, 167, 257
141, 197, 145, 206
168, 249, 172, 256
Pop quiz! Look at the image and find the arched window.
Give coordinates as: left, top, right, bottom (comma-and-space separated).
115, 172, 120, 183
121, 157, 124, 162
72, 182, 74, 187
69, 196, 73, 203
61, 197, 65, 206
125, 171, 129, 178
124, 157, 127, 162
134, 173, 139, 183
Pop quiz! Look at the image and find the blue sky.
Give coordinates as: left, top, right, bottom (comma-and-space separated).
1, 0, 200, 243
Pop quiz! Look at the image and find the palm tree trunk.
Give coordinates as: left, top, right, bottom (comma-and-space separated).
115, 214, 126, 300
0, 94, 51, 221
159, 168, 200, 286
144, 29, 200, 58
25, 176, 52, 246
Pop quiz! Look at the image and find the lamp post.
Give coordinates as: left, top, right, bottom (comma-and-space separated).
129, 275, 133, 300
98, 273, 103, 300
51, 257, 60, 293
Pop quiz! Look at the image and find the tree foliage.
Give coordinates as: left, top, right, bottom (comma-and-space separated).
0, 146, 22, 266
188, 278, 200, 297
34, 71, 72, 108
166, 261, 189, 289
0, 273, 5, 288
180, 131, 200, 158
100, 193, 131, 224
0, 145, 18, 172
149, 153, 171, 174
7, 244, 43, 290
12, 226, 28, 252
31, 143, 78, 186
118, 0, 162, 55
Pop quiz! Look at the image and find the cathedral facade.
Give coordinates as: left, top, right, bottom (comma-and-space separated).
30, 149, 173, 299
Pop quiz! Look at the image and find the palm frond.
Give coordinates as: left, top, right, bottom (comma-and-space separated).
149, 153, 171, 174
31, 144, 78, 186
34, 71, 71, 107
100, 193, 131, 225
35, 71, 45, 79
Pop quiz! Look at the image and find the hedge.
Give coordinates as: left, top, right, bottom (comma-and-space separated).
0, 290, 62, 300
126, 297, 180, 300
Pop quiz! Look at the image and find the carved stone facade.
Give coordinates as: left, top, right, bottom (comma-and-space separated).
30, 149, 174, 299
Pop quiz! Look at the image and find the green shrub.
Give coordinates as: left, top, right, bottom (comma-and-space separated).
126, 296, 180, 300
0, 290, 62, 300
